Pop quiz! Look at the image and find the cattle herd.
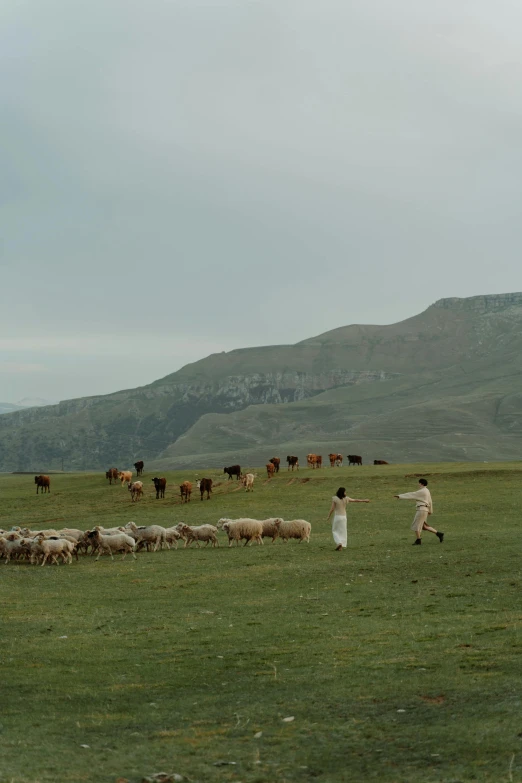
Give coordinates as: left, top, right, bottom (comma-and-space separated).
32, 453, 389, 505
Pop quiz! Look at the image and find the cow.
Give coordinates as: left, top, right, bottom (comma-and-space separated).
180, 481, 192, 503
196, 478, 213, 500
128, 481, 143, 502
335, 453, 343, 467
373, 460, 389, 465
105, 468, 118, 485
34, 475, 50, 494
328, 453, 337, 467
307, 454, 322, 469
241, 473, 255, 491
224, 465, 241, 480
269, 457, 280, 473
348, 455, 363, 466
134, 460, 144, 476
266, 462, 275, 478
286, 455, 299, 471
119, 470, 133, 486
152, 476, 167, 498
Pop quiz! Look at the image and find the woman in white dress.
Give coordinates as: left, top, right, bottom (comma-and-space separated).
326, 486, 370, 551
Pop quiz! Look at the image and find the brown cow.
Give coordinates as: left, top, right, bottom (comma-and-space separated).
335, 454, 343, 467
269, 457, 280, 473
152, 476, 167, 498
196, 478, 213, 500
328, 453, 336, 467
348, 455, 363, 466
119, 470, 133, 486
34, 475, 50, 494
105, 468, 119, 485
134, 460, 144, 476
307, 454, 322, 469
286, 455, 299, 471
266, 462, 275, 478
224, 465, 241, 480
180, 481, 192, 503
373, 460, 389, 465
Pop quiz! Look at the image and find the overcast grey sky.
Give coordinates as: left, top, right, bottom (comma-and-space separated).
2, 0, 522, 403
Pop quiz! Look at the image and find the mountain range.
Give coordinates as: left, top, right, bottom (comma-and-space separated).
1, 292, 522, 471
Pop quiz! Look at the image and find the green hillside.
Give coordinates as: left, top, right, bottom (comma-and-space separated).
2, 292, 522, 470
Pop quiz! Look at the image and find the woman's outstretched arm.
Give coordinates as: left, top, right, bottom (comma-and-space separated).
348, 498, 370, 503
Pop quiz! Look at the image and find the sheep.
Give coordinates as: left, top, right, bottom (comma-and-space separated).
36, 535, 74, 566
219, 518, 264, 547
274, 518, 311, 543
177, 523, 219, 548
260, 517, 284, 543
164, 525, 182, 549
56, 528, 84, 542
1, 532, 25, 564
87, 528, 137, 561
124, 522, 166, 551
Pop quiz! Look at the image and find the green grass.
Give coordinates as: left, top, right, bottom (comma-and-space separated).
1, 463, 521, 783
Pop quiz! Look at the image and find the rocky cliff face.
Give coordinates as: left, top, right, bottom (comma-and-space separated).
0, 368, 397, 470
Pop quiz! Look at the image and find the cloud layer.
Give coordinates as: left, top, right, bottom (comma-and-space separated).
2, 1, 522, 401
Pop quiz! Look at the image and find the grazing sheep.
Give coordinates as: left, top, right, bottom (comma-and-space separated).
125, 522, 165, 551
178, 523, 219, 548
219, 518, 263, 547
128, 481, 144, 502
261, 517, 284, 543
241, 473, 255, 492
87, 528, 137, 561
274, 519, 311, 543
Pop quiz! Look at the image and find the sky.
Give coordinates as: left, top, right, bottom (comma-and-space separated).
2, 0, 522, 403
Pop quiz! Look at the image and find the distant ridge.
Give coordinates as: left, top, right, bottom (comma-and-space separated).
1, 292, 522, 470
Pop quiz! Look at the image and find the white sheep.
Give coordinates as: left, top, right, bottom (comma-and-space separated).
220, 518, 264, 547
164, 525, 182, 549
178, 524, 219, 548
36, 535, 74, 566
274, 519, 311, 543
88, 527, 137, 561
1, 533, 25, 564
124, 522, 165, 551
261, 517, 284, 543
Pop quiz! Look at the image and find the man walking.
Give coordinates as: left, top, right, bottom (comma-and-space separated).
394, 478, 444, 545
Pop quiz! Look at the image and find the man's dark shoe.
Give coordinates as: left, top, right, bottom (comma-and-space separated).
412, 539, 421, 545
436, 531, 444, 543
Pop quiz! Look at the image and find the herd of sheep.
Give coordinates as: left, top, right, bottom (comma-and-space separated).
0, 517, 312, 565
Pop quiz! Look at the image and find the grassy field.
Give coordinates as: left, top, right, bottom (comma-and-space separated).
1, 463, 521, 783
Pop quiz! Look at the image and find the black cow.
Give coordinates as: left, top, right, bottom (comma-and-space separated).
224, 465, 241, 480
134, 460, 144, 476
347, 455, 362, 466
286, 455, 299, 471
152, 476, 167, 498
197, 478, 213, 500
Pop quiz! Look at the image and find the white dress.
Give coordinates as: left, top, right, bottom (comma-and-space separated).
331, 495, 351, 547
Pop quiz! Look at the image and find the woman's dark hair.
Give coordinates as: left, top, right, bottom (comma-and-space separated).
419, 478, 428, 486
336, 487, 346, 499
